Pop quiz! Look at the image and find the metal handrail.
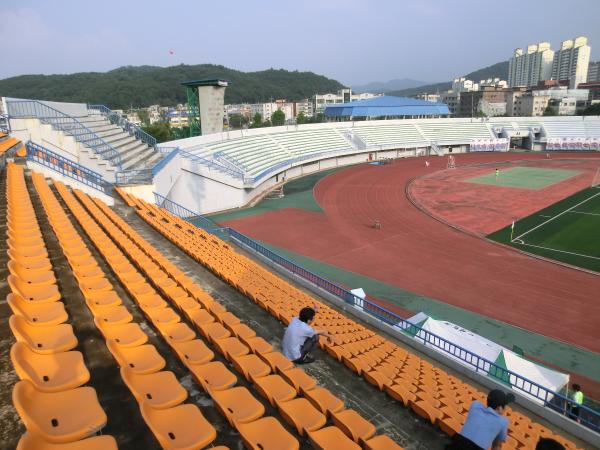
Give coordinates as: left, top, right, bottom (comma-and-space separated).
152, 192, 600, 432
6, 100, 122, 168
88, 104, 157, 148
178, 149, 245, 180
25, 141, 113, 195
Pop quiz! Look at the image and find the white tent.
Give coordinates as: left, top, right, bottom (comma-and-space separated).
404, 313, 569, 403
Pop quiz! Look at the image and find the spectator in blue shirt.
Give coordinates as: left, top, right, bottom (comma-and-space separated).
446, 389, 514, 450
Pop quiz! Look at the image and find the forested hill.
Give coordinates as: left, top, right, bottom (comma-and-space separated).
0, 64, 346, 109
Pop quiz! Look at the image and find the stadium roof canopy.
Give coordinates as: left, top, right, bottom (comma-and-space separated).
324, 95, 450, 118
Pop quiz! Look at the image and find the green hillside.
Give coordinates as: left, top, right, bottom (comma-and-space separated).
0, 64, 346, 109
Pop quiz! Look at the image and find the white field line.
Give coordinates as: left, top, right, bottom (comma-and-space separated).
515, 241, 600, 261
568, 210, 600, 217
512, 190, 600, 242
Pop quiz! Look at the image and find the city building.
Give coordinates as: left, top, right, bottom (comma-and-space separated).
588, 61, 600, 82
505, 87, 529, 116
439, 91, 460, 115
577, 81, 600, 103
508, 42, 554, 87
452, 78, 478, 92
551, 36, 591, 88
313, 89, 381, 114
459, 87, 506, 117
513, 93, 550, 116
416, 93, 440, 103
166, 110, 189, 127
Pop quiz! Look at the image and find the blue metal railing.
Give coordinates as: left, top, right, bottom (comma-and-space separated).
6, 100, 123, 169
178, 149, 245, 180
88, 104, 157, 149
25, 141, 113, 195
154, 193, 600, 432
151, 147, 179, 176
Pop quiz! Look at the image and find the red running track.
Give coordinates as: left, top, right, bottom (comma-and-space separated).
222, 153, 600, 354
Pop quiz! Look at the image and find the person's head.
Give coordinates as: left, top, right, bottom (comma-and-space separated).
572, 383, 581, 392
536, 437, 565, 450
487, 389, 515, 413
299, 307, 316, 324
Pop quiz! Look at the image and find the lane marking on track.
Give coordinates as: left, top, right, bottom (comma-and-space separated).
514, 241, 600, 261
539, 215, 552, 218
512, 190, 600, 242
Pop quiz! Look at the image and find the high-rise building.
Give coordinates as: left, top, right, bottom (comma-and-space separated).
588, 61, 600, 82
551, 37, 591, 88
508, 42, 554, 87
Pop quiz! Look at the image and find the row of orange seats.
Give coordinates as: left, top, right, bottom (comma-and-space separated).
79, 186, 404, 450
118, 188, 581, 450
6, 163, 115, 449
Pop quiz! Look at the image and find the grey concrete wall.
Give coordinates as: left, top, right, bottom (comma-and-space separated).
198, 86, 225, 135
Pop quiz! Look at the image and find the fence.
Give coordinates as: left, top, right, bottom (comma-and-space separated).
88, 104, 157, 149
25, 141, 113, 195
154, 193, 600, 433
6, 100, 122, 168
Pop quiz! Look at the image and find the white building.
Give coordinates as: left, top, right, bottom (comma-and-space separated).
551, 36, 591, 88
479, 78, 508, 89
416, 93, 440, 103
313, 89, 381, 114
440, 91, 460, 114
588, 61, 600, 82
508, 42, 554, 87
452, 78, 478, 92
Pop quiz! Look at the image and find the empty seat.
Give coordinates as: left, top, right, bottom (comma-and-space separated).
7, 293, 68, 326
237, 416, 299, 450
83, 290, 122, 308
94, 305, 133, 325
121, 367, 187, 409
258, 351, 294, 372
331, 409, 377, 444
8, 260, 56, 286
12, 380, 107, 443
106, 340, 165, 374
410, 399, 442, 424
157, 322, 196, 344
276, 397, 327, 436
308, 426, 361, 450
211, 386, 265, 426
16, 433, 118, 450
8, 275, 61, 303
10, 342, 90, 392
242, 336, 273, 354
170, 339, 214, 366
213, 336, 250, 361
140, 402, 217, 450
199, 321, 231, 342
303, 387, 345, 416
231, 353, 271, 381
188, 361, 237, 392
94, 320, 148, 347
364, 435, 405, 450
7, 249, 52, 271
279, 368, 317, 394
9, 315, 78, 354
253, 374, 297, 406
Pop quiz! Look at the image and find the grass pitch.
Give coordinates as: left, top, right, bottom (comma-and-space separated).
488, 186, 600, 272
466, 166, 581, 190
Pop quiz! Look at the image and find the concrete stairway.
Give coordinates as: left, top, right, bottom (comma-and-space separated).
77, 113, 163, 171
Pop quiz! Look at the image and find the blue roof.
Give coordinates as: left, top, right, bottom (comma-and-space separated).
324, 95, 450, 117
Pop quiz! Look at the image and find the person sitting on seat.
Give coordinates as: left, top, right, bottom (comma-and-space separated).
282, 306, 332, 364
446, 389, 514, 450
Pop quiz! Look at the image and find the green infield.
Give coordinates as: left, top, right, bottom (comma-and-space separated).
488, 185, 600, 272
466, 166, 581, 190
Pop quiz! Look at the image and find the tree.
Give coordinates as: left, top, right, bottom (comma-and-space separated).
543, 105, 557, 116
142, 122, 171, 143
137, 109, 150, 126
582, 103, 600, 116
271, 109, 285, 126
296, 111, 307, 124
228, 114, 249, 129
251, 113, 263, 128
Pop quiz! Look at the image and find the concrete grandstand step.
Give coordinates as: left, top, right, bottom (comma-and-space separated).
121, 147, 158, 170
101, 132, 136, 146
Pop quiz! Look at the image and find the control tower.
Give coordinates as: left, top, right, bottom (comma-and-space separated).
181, 79, 228, 137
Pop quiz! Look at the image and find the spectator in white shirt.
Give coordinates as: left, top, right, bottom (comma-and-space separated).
282, 306, 332, 364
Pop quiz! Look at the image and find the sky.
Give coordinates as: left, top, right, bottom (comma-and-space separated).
2, 0, 600, 86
